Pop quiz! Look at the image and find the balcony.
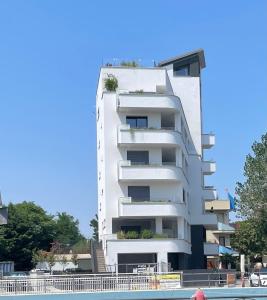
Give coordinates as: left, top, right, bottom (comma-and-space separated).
117, 93, 181, 112
118, 125, 184, 147
106, 237, 191, 256
213, 222, 235, 234
205, 200, 230, 211
202, 161, 216, 175
203, 186, 217, 201
118, 161, 185, 182
204, 242, 219, 256
118, 197, 187, 217
202, 133, 215, 149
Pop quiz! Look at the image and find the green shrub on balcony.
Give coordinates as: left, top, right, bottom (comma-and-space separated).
140, 229, 153, 239
104, 77, 118, 91
125, 231, 139, 239
120, 61, 139, 67
117, 231, 126, 239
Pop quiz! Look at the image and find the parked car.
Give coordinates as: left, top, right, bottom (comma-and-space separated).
250, 268, 267, 287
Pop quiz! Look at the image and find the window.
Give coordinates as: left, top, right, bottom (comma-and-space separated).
219, 236, 225, 246
128, 186, 150, 201
126, 116, 148, 128
121, 225, 141, 233
162, 148, 176, 165
173, 65, 189, 76
182, 188, 186, 203
127, 151, 149, 165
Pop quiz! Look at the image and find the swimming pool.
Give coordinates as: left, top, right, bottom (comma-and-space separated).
0, 287, 266, 300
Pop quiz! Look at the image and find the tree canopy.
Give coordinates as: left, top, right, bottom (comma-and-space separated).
0, 201, 55, 270
89, 214, 98, 241
54, 212, 84, 246
231, 133, 267, 257
0, 202, 85, 270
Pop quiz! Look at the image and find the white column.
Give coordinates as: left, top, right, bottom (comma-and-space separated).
155, 217, 162, 234
158, 251, 168, 272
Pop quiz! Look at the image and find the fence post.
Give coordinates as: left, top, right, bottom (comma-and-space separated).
208, 273, 210, 288
72, 276, 75, 292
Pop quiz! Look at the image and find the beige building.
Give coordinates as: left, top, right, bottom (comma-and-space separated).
204, 199, 237, 268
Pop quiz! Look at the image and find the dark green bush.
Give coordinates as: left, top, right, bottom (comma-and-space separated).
120, 61, 139, 67
140, 229, 153, 239
104, 77, 118, 91
125, 231, 139, 239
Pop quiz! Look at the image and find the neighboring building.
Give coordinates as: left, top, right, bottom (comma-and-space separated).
96, 49, 218, 272
0, 193, 8, 225
36, 254, 92, 273
205, 199, 237, 268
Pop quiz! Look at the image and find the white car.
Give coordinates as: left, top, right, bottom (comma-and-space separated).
250, 268, 267, 287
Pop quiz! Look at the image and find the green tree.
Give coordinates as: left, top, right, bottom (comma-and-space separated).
54, 212, 84, 247
60, 255, 68, 272
231, 220, 266, 257
71, 239, 91, 254
89, 214, 98, 241
0, 202, 56, 270
233, 133, 267, 256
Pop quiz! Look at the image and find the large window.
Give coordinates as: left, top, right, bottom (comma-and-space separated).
127, 151, 149, 165
219, 236, 225, 246
126, 116, 148, 128
128, 186, 150, 202
173, 65, 189, 76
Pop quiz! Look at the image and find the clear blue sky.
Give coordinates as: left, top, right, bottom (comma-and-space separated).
0, 0, 266, 236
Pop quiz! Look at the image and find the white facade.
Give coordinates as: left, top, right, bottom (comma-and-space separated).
96, 50, 217, 271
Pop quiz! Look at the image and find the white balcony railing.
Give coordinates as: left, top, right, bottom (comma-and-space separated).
117, 93, 181, 112
202, 161, 216, 175
118, 161, 185, 182
204, 242, 219, 256
118, 197, 187, 217
202, 133, 215, 149
118, 125, 185, 148
107, 238, 191, 256
203, 187, 217, 201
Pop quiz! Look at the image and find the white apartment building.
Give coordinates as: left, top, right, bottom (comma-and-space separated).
96, 50, 217, 272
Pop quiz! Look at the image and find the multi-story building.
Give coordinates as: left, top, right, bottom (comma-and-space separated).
205, 199, 236, 268
96, 49, 218, 272
0, 194, 8, 225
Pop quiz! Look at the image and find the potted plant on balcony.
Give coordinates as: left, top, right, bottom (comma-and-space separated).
125, 231, 139, 239
104, 76, 118, 92
120, 61, 139, 67
140, 229, 153, 239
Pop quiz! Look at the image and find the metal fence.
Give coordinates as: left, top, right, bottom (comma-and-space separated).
0, 272, 266, 297
0, 273, 181, 295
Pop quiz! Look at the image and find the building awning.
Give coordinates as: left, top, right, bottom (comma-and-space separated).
219, 245, 239, 256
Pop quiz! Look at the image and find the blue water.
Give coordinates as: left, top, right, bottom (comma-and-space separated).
0, 287, 266, 299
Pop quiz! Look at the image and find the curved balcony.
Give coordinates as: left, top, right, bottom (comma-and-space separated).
118, 125, 185, 148
117, 93, 181, 112
202, 161, 216, 175
118, 161, 185, 182
202, 133, 215, 149
118, 197, 187, 217
106, 237, 191, 255
203, 186, 217, 201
